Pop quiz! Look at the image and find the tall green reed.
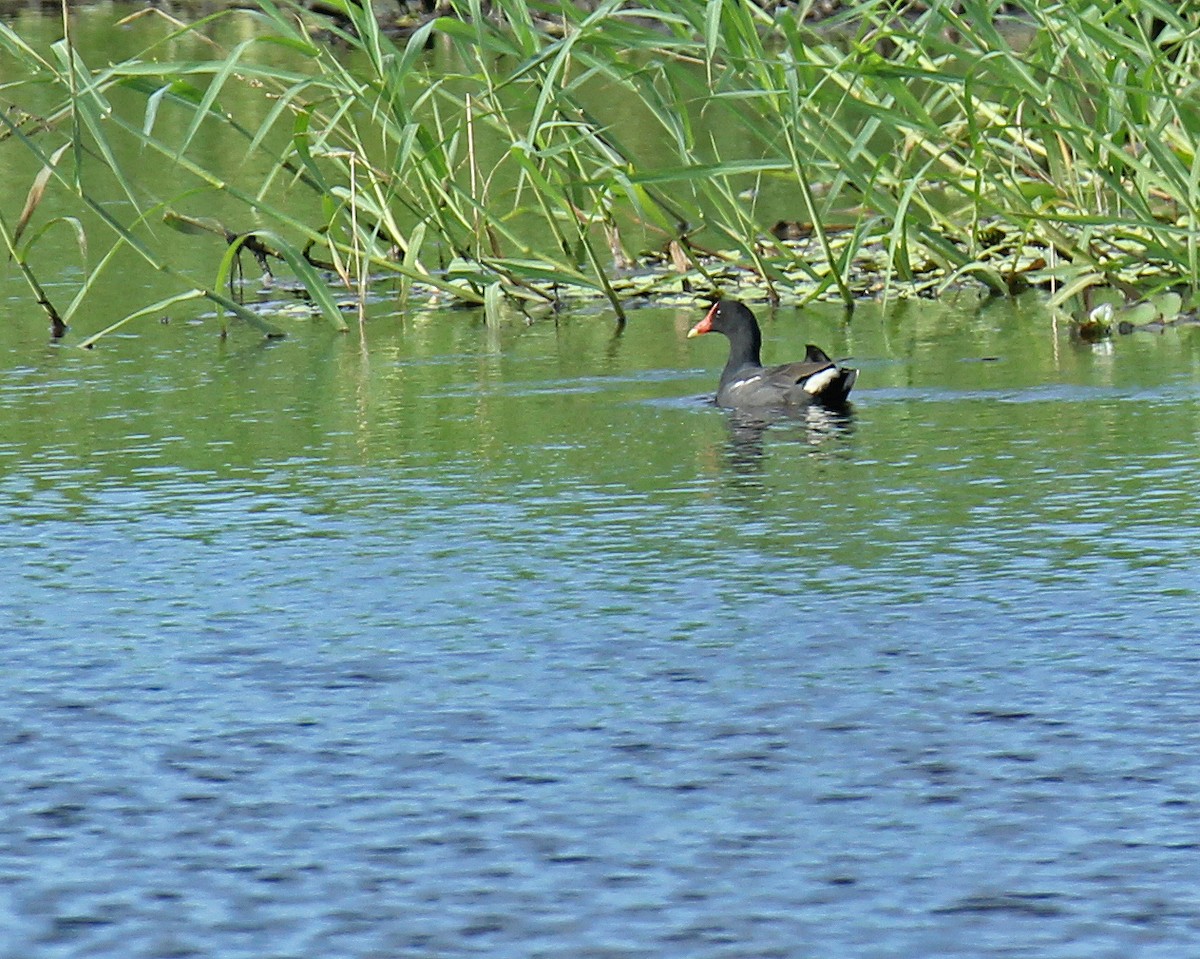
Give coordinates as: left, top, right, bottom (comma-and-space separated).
1, 0, 1197, 343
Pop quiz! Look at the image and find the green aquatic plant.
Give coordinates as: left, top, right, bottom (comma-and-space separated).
0, 0, 1197, 342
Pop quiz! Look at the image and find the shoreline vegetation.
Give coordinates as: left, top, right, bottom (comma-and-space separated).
1, 0, 1198, 342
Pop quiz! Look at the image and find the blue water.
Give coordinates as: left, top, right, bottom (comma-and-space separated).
3, 306, 1200, 957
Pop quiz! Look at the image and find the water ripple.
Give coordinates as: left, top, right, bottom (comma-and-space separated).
4, 316, 1200, 958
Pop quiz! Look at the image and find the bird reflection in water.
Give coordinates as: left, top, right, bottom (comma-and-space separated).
723, 402, 856, 476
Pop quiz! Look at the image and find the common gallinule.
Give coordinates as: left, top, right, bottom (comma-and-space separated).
687, 299, 857, 408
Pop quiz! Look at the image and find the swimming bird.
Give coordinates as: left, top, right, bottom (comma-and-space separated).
687, 299, 857, 408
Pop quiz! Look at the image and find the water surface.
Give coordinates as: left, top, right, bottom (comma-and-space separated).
3, 295, 1200, 957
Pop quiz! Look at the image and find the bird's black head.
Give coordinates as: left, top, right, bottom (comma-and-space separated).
687, 299, 759, 339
